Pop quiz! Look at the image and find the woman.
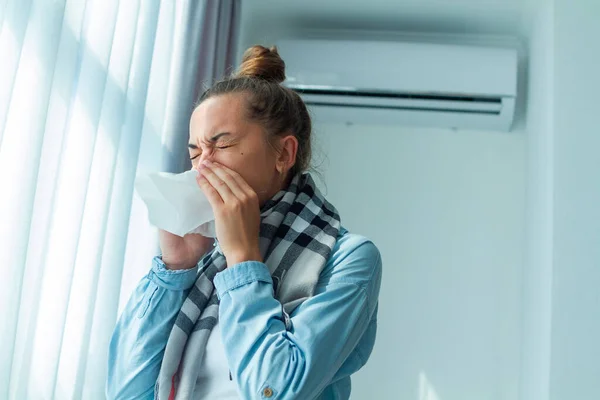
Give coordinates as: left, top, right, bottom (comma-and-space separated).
107, 45, 382, 400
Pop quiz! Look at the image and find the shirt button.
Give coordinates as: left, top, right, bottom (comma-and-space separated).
263, 387, 273, 397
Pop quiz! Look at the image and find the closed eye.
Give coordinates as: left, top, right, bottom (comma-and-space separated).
190, 145, 231, 160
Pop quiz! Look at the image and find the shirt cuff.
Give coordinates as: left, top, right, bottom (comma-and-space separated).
149, 256, 199, 291
213, 261, 273, 300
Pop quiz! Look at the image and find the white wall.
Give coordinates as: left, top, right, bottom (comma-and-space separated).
549, 0, 600, 399
520, 1, 600, 399
520, 2, 554, 400
312, 124, 526, 400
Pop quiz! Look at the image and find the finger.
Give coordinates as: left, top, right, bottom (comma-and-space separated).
196, 170, 224, 208
204, 161, 247, 200
213, 162, 258, 200
198, 162, 237, 203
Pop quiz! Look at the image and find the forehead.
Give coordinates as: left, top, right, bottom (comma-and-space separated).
190, 94, 247, 138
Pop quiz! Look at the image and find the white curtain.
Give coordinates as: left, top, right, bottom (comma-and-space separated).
0, 0, 239, 398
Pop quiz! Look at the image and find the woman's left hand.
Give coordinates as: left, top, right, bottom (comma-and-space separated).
196, 160, 262, 267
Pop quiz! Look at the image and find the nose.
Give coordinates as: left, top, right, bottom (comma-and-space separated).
197, 150, 214, 166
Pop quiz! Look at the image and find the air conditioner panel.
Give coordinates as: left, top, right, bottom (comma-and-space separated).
277, 39, 519, 131
298, 93, 505, 114
305, 98, 516, 131
277, 39, 518, 98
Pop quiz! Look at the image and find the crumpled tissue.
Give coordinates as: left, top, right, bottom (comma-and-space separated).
135, 169, 216, 237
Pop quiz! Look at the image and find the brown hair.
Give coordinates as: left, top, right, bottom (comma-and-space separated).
197, 45, 312, 178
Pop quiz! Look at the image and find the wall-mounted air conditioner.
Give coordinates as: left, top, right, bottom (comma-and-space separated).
276, 39, 518, 131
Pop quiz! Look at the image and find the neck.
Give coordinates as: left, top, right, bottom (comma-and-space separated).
259, 172, 296, 208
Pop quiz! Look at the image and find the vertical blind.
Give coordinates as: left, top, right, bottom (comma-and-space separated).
0, 0, 239, 398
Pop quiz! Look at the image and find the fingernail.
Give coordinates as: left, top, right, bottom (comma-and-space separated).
203, 160, 211, 165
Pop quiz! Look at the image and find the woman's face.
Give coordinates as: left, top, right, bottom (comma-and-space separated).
189, 93, 289, 206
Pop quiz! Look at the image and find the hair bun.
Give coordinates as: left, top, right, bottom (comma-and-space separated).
236, 45, 286, 84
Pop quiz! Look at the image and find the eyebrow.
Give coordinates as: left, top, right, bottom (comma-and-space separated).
188, 132, 231, 149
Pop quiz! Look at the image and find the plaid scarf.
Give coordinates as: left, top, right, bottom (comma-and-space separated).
155, 173, 341, 399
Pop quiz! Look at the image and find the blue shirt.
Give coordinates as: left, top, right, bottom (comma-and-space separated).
107, 228, 382, 399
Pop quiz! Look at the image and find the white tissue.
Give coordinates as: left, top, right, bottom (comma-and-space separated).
135, 169, 216, 237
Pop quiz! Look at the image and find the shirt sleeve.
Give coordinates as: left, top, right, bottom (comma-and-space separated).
106, 256, 199, 400
213, 239, 382, 400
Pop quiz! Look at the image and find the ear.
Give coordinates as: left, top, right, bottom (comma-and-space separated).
275, 134, 299, 175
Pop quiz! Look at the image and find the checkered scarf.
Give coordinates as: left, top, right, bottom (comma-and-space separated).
155, 173, 341, 399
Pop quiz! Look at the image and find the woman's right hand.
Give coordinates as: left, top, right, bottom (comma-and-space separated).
159, 229, 214, 270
